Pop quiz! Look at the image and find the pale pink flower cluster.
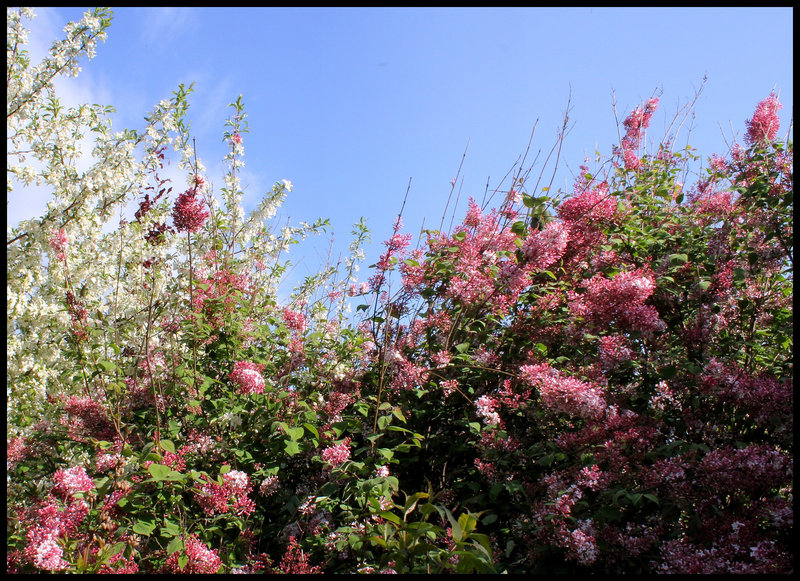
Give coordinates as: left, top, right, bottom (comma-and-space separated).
566, 526, 598, 565
259, 474, 280, 497
165, 535, 222, 574
195, 469, 256, 517
52, 465, 95, 499
441, 378, 459, 397
321, 438, 351, 468
522, 221, 570, 270
374, 465, 390, 478
33, 537, 69, 571
519, 363, 606, 419
24, 496, 89, 571
282, 308, 308, 333
229, 360, 266, 395
648, 380, 680, 412
48, 228, 68, 261
568, 269, 664, 335
347, 281, 370, 296
475, 394, 501, 426
745, 92, 782, 145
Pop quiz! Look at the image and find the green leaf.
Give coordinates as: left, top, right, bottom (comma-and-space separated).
287, 426, 305, 441
97, 360, 117, 372
284, 439, 301, 456
166, 536, 184, 554
147, 463, 171, 481
669, 253, 688, 266
132, 520, 156, 536
303, 423, 319, 439
159, 439, 176, 454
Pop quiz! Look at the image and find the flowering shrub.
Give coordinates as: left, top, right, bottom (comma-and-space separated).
7, 7, 792, 574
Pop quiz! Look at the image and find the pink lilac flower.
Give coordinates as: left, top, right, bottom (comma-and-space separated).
375, 465, 390, 478
623, 148, 641, 170
520, 363, 606, 419
278, 536, 322, 574
24, 496, 90, 571
230, 361, 266, 395
49, 228, 68, 261
281, 308, 308, 333
577, 464, 603, 491
557, 183, 617, 224
52, 465, 95, 499
475, 395, 501, 426
165, 535, 222, 574
172, 187, 209, 233
566, 526, 598, 565
321, 438, 351, 468
597, 334, 634, 371
195, 469, 256, 517
621, 97, 659, 151
745, 92, 782, 145
522, 220, 570, 270
32, 537, 68, 571
259, 475, 280, 497
7, 436, 28, 470
441, 378, 459, 397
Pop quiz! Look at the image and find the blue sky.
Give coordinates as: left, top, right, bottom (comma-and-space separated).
11, 7, 794, 283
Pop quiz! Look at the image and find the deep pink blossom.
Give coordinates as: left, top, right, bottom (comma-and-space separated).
321, 438, 351, 467
164, 535, 221, 574
194, 468, 256, 517
52, 465, 95, 499
621, 97, 658, 151
522, 221, 569, 270
172, 187, 209, 233
279, 536, 322, 574
745, 92, 782, 145
230, 361, 266, 395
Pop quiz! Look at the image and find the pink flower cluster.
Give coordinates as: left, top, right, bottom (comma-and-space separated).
52, 465, 95, 500
23, 495, 90, 571
171, 187, 209, 233
597, 334, 634, 371
519, 363, 606, 419
475, 395, 501, 426
229, 360, 266, 394
621, 97, 659, 151
556, 184, 617, 224
48, 228, 68, 262
745, 92, 782, 145
164, 535, 222, 574
7, 436, 28, 470
278, 536, 322, 574
281, 307, 308, 333
195, 469, 256, 517
321, 438, 351, 468
568, 269, 664, 335
259, 475, 280, 497
61, 395, 116, 441
522, 221, 570, 270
